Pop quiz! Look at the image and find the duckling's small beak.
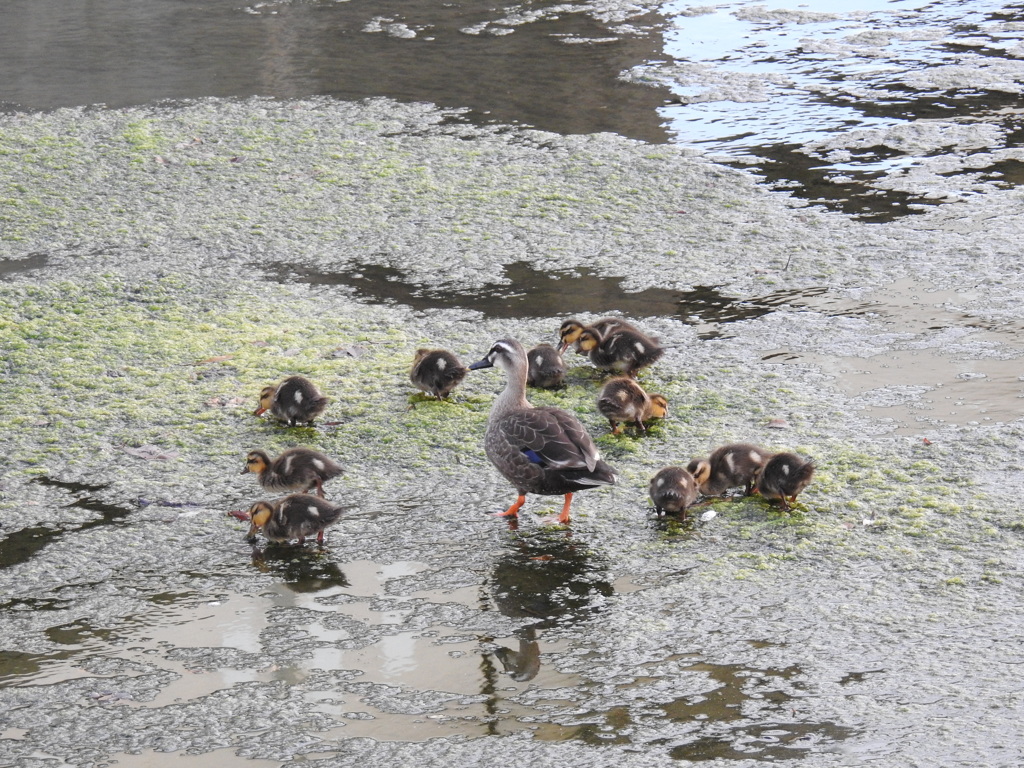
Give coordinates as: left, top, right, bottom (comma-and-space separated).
468, 358, 493, 371
240, 466, 250, 475
253, 406, 267, 416
246, 522, 258, 539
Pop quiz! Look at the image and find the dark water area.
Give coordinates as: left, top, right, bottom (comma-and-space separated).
3, 0, 1022, 219
0, 477, 131, 570
0, 252, 48, 278
267, 259, 829, 339
0, 0, 670, 143
1, 5, 1023, 765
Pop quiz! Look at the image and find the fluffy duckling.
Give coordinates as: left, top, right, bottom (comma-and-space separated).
410, 348, 469, 400
558, 317, 643, 354
242, 448, 345, 498
754, 452, 815, 511
246, 494, 347, 544
596, 376, 668, 435
526, 343, 566, 389
254, 375, 330, 427
686, 443, 771, 497
649, 466, 699, 518
576, 326, 664, 378
469, 338, 617, 525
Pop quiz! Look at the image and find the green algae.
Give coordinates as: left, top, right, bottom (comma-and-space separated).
0, 97, 1021, 768
0, 266, 977, 556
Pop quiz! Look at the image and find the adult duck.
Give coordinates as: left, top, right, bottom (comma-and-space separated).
469, 338, 616, 525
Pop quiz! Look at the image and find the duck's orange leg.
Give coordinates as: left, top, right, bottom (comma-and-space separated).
556, 493, 574, 525
493, 494, 526, 518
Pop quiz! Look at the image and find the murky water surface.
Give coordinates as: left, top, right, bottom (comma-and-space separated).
1, 1, 1022, 765
271, 259, 1024, 432
2, 0, 1022, 217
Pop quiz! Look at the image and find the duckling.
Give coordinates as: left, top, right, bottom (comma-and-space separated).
526, 343, 566, 389
245, 494, 347, 544
753, 452, 815, 511
469, 338, 617, 525
254, 375, 330, 427
649, 466, 699, 518
558, 317, 643, 354
686, 442, 770, 497
575, 326, 664, 378
242, 448, 345, 498
410, 348, 469, 400
596, 376, 668, 435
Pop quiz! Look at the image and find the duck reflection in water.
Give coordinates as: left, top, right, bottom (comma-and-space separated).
250, 544, 350, 593
486, 530, 613, 682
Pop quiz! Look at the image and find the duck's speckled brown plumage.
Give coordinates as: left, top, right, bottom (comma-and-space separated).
469, 338, 616, 524
649, 466, 699, 518
246, 494, 347, 544
526, 343, 566, 389
686, 442, 770, 497
254, 375, 330, 427
754, 452, 815, 511
242, 447, 345, 498
410, 348, 468, 399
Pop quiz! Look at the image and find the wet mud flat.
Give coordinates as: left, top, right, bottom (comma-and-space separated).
0, 99, 1022, 766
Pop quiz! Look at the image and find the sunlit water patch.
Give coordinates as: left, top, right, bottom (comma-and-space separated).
628, 0, 1024, 218
0, 540, 855, 763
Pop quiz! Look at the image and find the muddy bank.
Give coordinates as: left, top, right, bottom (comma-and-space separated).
0, 98, 1021, 766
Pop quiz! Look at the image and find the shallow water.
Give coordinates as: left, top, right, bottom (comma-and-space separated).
2, 0, 1021, 217
269, 259, 1024, 432
1, 3, 1022, 766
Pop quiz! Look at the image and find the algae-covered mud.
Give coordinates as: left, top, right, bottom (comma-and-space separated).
0, 99, 1022, 767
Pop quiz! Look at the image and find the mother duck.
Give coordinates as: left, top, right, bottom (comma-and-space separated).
469, 338, 617, 525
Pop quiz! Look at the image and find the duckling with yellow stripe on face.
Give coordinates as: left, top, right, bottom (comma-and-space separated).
242, 448, 345, 498
596, 376, 668, 435
246, 494, 347, 544
558, 317, 643, 354
575, 326, 664, 378
254, 375, 330, 427
687, 443, 770, 498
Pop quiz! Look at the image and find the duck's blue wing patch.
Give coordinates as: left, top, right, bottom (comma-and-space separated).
521, 448, 545, 465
